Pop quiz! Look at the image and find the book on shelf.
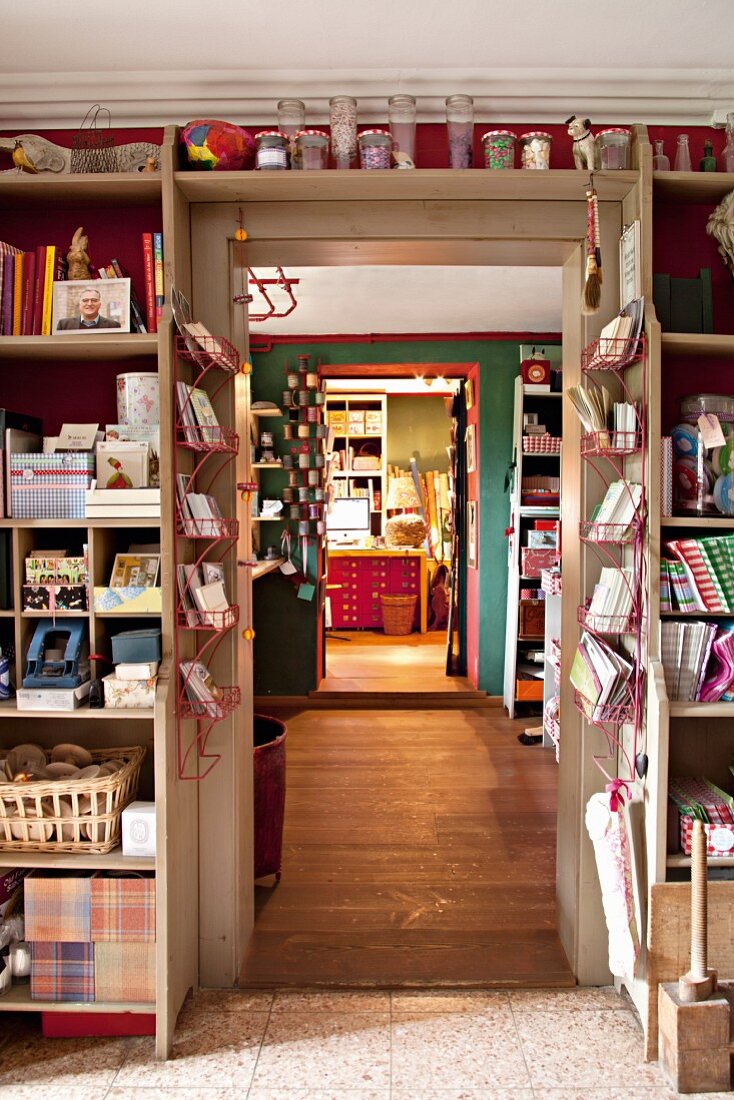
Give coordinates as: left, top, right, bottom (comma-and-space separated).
106, 258, 148, 334
0, 240, 22, 334
176, 381, 219, 441
141, 232, 156, 333
177, 564, 229, 626
153, 233, 164, 322
1, 244, 67, 338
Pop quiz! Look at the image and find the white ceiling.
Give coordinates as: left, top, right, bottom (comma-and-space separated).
2, 0, 734, 127
248, 266, 561, 334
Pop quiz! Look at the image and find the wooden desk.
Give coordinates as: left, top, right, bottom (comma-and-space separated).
326, 548, 428, 633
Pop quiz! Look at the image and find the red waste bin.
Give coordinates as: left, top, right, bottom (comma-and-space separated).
253, 713, 287, 881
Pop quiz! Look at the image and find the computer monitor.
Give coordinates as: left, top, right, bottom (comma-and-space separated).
326, 497, 371, 543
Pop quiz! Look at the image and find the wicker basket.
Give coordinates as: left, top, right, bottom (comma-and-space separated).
0, 746, 145, 854
380, 594, 417, 636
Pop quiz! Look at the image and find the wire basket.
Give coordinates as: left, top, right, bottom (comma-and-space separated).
0, 746, 145, 854
70, 105, 118, 174
380, 594, 417, 636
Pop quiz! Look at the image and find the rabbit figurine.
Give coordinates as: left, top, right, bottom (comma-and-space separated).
67, 226, 91, 280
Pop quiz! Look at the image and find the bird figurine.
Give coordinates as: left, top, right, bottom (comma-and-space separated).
12, 139, 38, 174
707, 188, 734, 280
141, 155, 158, 173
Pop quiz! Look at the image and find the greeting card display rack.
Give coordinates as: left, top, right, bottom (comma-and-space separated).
173, 332, 242, 780
575, 334, 647, 787
281, 354, 326, 579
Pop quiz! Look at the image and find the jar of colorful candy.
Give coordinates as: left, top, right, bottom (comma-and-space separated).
388, 94, 417, 168
481, 130, 516, 169
255, 131, 289, 171
329, 95, 358, 169
519, 132, 552, 170
358, 129, 393, 170
296, 130, 329, 171
596, 128, 631, 170
445, 94, 474, 168
277, 98, 306, 168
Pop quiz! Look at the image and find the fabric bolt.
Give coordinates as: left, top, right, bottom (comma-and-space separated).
94, 941, 155, 1002
25, 875, 92, 942
31, 941, 94, 1002
91, 876, 156, 942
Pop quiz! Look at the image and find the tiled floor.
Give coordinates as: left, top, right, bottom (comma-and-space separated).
1, 987, 730, 1099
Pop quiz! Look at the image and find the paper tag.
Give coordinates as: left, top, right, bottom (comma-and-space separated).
697, 413, 726, 449
56, 423, 101, 452
279, 559, 298, 575
297, 582, 315, 602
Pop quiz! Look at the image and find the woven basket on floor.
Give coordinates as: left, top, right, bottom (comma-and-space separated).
380, 594, 417, 636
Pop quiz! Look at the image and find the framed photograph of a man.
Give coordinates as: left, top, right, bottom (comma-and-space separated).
52, 278, 131, 334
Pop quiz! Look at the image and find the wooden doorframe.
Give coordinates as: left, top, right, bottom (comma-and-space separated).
188, 183, 638, 988
317, 360, 479, 689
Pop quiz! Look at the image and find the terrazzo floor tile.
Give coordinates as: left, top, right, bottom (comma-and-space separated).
111, 1010, 269, 1090
391, 1007, 531, 1091
391, 990, 510, 1014
514, 1010, 669, 1089
0, 1034, 128, 1091
186, 987, 275, 1012
0, 1088, 110, 1100
539, 1089, 687, 1100
251, 1011, 391, 1090
510, 987, 632, 1013
271, 991, 390, 1016
246, 1089, 389, 1100
392, 1090, 534, 1100
107, 1090, 242, 1099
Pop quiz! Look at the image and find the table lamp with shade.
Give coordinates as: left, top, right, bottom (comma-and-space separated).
385, 475, 426, 548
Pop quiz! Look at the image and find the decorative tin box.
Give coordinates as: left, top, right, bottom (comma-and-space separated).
102, 673, 157, 709
10, 452, 96, 519
521, 547, 561, 578
116, 373, 160, 428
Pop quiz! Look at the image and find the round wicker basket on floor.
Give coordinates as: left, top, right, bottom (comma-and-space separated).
380, 593, 417, 636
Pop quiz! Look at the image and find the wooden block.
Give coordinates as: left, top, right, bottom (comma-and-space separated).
659, 984, 731, 1093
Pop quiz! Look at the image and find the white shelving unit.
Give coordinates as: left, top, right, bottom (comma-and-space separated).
324, 393, 387, 537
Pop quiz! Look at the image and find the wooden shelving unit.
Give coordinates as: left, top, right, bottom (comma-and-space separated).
0, 334, 158, 360
324, 392, 387, 536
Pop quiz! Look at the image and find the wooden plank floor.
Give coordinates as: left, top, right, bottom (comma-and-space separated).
319, 632, 479, 695
241, 707, 574, 988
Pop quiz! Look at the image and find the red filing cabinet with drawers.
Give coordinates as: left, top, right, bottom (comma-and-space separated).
327, 553, 421, 630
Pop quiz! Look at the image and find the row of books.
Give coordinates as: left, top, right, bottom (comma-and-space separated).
0, 233, 163, 336
584, 567, 634, 630
660, 620, 734, 702
661, 536, 734, 613
175, 473, 223, 525
570, 630, 635, 721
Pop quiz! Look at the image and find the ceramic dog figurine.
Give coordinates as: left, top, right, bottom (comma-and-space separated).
566, 115, 598, 171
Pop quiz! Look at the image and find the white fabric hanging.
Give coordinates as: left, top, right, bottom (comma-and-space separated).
585, 790, 640, 978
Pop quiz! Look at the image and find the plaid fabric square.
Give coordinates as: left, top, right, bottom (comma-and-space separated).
25, 875, 91, 942
31, 942, 94, 1002
94, 942, 155, 1003
91, 877, 155, 943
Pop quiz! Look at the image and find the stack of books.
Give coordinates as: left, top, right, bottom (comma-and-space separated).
583, 567, 635, 631
570, 631, 634, 722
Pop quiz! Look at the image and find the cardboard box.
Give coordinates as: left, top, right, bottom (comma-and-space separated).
31, 941, 94, 1002
516, 679, 544, 701
94, 942, 155, 1003
23, 584, 88, 612
519, 600, 545, 638
94, 586, 162, 614
110, 629, 162, 664
91, 875, 155, 942
521, 547, 560, 578
16, 682, 91, 711
24, 873, 94, 942
102, 673, 157, 710
122, 802, 156, 859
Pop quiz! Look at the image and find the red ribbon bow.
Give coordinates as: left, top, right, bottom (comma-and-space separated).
606, 779, 631, 812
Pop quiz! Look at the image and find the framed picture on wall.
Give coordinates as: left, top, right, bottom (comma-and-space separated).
465, 424, 476, 473
465, 378, 474, 410
53, 278, 130, 333
467, 500, 477, 568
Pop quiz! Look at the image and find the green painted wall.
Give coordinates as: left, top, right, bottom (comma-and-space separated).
251, 339, 558, 697
386, 395, 451, 474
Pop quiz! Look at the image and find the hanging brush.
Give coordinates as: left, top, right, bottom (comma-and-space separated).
582, 184, 602, 315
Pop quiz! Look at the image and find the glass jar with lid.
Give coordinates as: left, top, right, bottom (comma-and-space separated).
255, 131, 289, 171
388, 94, 417, 168
329, 95, 358, 169
296, 130, 329, 171
519, 132, 552, 169
596, 127, 631, 170
481, 130, 516, 169
277, 98, 306, 168
358, 129, 393, 170
445, 94, 474, 168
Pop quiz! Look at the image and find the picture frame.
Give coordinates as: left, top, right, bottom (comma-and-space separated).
464, 378, 474, 410
109, 552, 160, 589
465, 423, 476, 474
52, 277, 131, 334
467, 500, 477, 568
527, 529, 557, 549
619, 221, 641, 309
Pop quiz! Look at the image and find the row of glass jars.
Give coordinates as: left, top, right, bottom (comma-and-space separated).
260, 98, 631, 171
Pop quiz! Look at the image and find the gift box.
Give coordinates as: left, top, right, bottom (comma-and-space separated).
23, 584, 88, 612
519, 600, 545, 637
10, 452, 96, 519
102, 673, 157, 710
31, 941, 94, 1002
24, 873, 93, 942
94, 942, 155, 1003
122, 802, 156, 858
91, 875, 155, 943
521, 547, 560, 578
110, 628, 162, 664
669, 777, 734, 857
661, 436, 673, 517
94, 586, 162, 614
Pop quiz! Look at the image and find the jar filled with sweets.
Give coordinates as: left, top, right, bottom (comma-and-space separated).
358, 129, 393, 170
445, 94, 474, 168
255, 131, 289, 171
673, 394, 734, 516
519, 131, 552, 170
277, 98, 306, 168
597, 128, 631, 170
329, 95, 358, 168
296, 130, 329, 170
482, 130, 516, 169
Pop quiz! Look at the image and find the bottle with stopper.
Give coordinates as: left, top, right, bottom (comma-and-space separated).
652, 139, 670, 171
674, 133, 692, 172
